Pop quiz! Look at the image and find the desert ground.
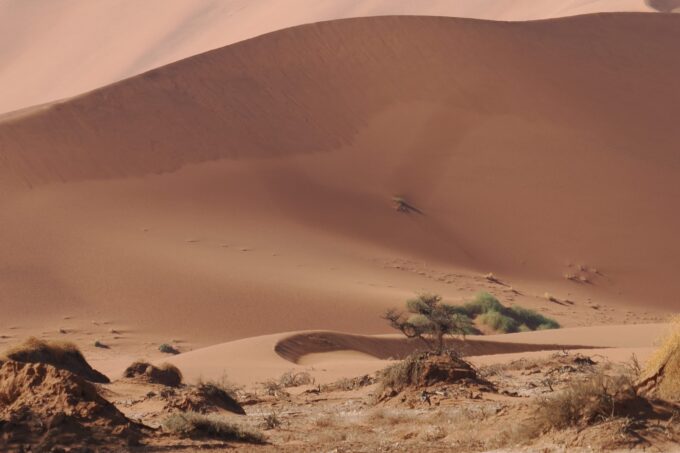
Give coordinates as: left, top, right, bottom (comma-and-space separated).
1, 3, 680, 452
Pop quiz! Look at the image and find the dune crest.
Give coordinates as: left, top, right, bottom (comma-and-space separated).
0, 0, 670, 114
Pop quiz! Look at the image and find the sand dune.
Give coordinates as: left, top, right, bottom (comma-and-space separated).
158, 324, 664, 384
0, 0, 672, 114
273, 331, 593, 364
0, 14, 678, 343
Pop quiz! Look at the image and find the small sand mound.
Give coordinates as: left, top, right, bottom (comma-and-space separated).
637, 317, 680, 400
0, 361, 143, 450
376, 351, 492, 403
3, 337, 109, 383
165, 384, 246, 415
123, 361, 183, 387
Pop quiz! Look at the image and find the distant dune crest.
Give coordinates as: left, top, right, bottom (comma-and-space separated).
0, 0, 674, 114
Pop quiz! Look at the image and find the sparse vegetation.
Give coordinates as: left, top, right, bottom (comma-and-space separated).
193, 378, 245, 414
534, 370, 637, 430
162, 412, 265, 444
158, 343, 180, 354
262, 411, 282, 430
123, 361, 182, 387
94, 340, 109, 349
383, 293, 475, 353
261, 379, 289, 398
196, 376, 241, 400
278, 370, 314, 387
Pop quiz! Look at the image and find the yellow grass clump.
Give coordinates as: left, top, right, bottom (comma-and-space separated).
638, 316, 680, 400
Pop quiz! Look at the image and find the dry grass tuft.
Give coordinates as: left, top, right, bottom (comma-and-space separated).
163, 412, 265, 443
535, 370, 637, 430
639, 316, 680, 400
0, 376, 20, 405
123, 360, 182, 387
278, 370, 314, 388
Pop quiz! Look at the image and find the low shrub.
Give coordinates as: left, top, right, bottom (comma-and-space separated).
159, 343, 180, 354
123, 361, 182, 387
278, 370, 314, 387
535, 371, 636, 429
262, 411, 282, 430
457, 293, 560, 333
163, 412, 265, 443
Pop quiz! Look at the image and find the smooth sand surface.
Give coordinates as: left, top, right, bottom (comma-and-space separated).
0, 0, 674, 114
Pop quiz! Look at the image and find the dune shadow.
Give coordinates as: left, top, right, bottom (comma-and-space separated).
274, 331, 597, 364
646, 0, 680, 12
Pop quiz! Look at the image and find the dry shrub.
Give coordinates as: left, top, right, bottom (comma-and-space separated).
123, 361, 182, 387
158, 343, 180, 354
535, 370, 637, 430
321, 374, 375, 392
314, 413, 338, 428
0, 376, 19, 405
638, 316, 680, 400
2, 337, 109, 383
376, 350, 478, 396
163, 412, 265, 444
366, 408, 408, 426
262, 411, 282, 430
421, 425, 447, 441
278, 370, 314, 387
192, 378, 244, 415
261, 379, 289, 398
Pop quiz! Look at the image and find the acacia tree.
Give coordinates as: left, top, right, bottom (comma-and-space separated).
383, 293, 471, 354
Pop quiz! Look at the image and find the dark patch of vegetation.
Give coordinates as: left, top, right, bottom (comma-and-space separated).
455, 292, 560, 333
158, 343, 180, 354
383, 293, 475, 353
163, 412, 265, 444
123, 361, 182, 387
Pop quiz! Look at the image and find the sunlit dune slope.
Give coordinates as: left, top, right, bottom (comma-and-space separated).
1, 15, 679, 340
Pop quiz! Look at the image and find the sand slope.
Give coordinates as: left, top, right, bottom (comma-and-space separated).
0, 0, 673, 114
159, 324, 665, 384
0, 14, 678, 342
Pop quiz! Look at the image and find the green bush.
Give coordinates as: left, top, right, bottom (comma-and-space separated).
478, 311, 519, 333
456, 292, 560, 334
461, 292, 505, 316
510, 306, 559, 330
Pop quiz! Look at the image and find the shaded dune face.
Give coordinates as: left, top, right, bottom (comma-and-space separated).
647, 0, 680, 12
1, 15, 679, 339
